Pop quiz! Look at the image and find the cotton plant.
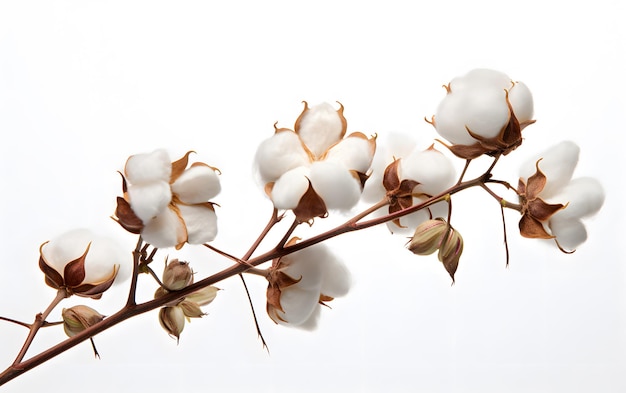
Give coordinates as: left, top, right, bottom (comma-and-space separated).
0, 69, 606, 387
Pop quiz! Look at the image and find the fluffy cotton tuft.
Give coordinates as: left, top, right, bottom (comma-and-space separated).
41, 228, 125, 284
254, 102, 375, 218
171, 165, 221, 204
255, 131, 310, 182
296, 102, 345, 158
520, 140, 579, 198
519, 141, 604, 250
433, 69, 533, 147
271, 167, 312, 209
309, 161, 361, 210
124, 149, 172, 184
271, 243, 350, 329
121, 149, 221, 249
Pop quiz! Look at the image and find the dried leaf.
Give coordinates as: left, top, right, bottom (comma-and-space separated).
113, 197, 144, 234
39, 243, 64, 289
382, 159, 401, 191
519, 214, 554, 239
293, 181, 328, 223
525, 161, 547, 200
63, 244, 90, 288
170, 151, 194, 183
528, 198, 565, 222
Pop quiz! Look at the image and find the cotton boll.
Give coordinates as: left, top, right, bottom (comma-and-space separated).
124, 149, 172, 184
318, 249, 351, 298
547, 177, 605, 220
271, 166, 311, 209
324, 133, 375, 173
278, 285, 322, 326
41, 229, 94, 275
450, 69, 512, 92
549, 218, 588, 250
178, 204, 218, 244
41, 229, 124, 284
461, 88, 510, 139
278, 251, 324, 325
127, 181, 172, 223
435, 92, 477, 145
296, 102, 344, 158
255, 131, 310, 182
309, 161, 361, 210
172, 165, 221, 204
294, 306, 321, 330
436, 87, 509, 143
80, 235, 126, 284
400, 149, 456, 196
361, 132, 417, 203
508, 81, 534, 123
141, 207, 186, 248
282, 245, 327, 289
520, 141, 580, 197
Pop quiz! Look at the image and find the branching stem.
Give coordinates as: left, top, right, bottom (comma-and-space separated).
0, 169, 515, 386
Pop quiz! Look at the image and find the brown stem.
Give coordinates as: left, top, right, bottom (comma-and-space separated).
500, 204, 511, 267
457, 159, 472, 184
0, 317, 32, 329
242, 208, 282, 261
0, 172, 495, 387
145, 265, 165, 288
125, 237, 145, 307
11, 288, 68, 366
277, 219, 300, 249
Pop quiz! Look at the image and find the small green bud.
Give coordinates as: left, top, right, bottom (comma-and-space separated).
185, 286, 219, 307
407, 218, 448, 255
62, 305, 105, 337
179, 300, 205, 318
158, 306, 185, 342
438, 226, 464, 283
162, 259, 193, 291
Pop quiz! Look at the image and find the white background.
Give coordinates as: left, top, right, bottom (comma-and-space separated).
0, 1, 624, 392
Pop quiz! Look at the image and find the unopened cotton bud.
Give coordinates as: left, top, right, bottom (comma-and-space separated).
179, 300, 205, 318
407, 218, 448, 255
159, 306, 185, 341
185, 286, 219, 306
62, 305, 105, 337
162, 259, 193, 291
438, 227, 464, 282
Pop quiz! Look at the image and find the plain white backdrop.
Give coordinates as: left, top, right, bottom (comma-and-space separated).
0, 1, 624, 392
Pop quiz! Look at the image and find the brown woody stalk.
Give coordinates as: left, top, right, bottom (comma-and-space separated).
0, 169, 519, 386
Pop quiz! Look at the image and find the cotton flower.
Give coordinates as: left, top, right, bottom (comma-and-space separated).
518, 141, 605, 251
255, 102, 376, 222
266, 241, 350, 330
39, 229, 123, 299
114, 150, 221, 249
428, 69, 535, 159
364, 134, 456, 234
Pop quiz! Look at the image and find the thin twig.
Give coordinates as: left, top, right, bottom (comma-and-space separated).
204, 244, 254, 268
0, 171, 494, 386
238, 274, 269, 351
500, 204, 510, 267
277, 219, 300, 249
457, 159, 472, 184
12, 288, 68, 366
